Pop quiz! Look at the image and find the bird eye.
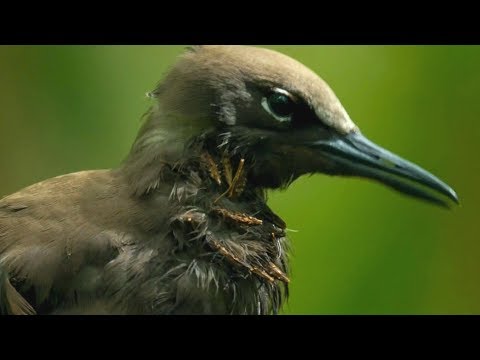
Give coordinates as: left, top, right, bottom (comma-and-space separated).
261, 88, 295, 123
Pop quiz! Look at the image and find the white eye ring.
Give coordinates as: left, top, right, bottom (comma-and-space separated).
261, 88, 294, 123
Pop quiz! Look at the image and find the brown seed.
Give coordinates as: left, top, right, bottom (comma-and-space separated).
212, 207, 263, 226
200, 152, 222, 186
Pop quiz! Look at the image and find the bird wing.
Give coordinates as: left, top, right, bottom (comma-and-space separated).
0, 170, 131, 314
0, 268, 36, 314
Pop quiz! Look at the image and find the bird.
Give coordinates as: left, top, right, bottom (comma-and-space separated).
0, 45, 458, 315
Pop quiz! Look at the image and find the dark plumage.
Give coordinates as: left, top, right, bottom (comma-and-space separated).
0, 46, 458, 314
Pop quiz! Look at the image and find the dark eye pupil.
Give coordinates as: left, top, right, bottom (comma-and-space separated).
268, 93, 294, 117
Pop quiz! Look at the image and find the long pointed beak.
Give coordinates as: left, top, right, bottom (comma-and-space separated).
311, 132, 459, 208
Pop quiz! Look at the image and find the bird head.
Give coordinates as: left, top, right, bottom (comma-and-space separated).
133, 45, 458, 207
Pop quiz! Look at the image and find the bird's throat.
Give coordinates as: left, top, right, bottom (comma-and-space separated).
164, 147, 291, 314
199, 151, 248, 202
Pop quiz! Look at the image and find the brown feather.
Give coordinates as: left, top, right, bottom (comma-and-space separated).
0, 272, 36, 315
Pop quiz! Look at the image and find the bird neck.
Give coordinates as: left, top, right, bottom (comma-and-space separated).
121, 104, 213, 196
120, 113, 291, 314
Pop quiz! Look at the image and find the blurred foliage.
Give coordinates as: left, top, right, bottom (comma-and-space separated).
0, 45, 479, 314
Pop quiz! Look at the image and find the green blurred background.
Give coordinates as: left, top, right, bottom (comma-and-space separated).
0, 46, 479, 314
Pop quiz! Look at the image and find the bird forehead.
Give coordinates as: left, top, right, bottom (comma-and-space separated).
196, 45, 321, 88
191, 46, 357, 134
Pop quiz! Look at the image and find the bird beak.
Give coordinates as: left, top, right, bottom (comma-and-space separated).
310, 131, 459, 208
